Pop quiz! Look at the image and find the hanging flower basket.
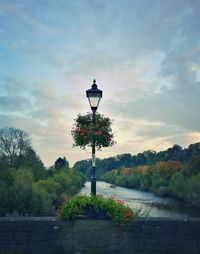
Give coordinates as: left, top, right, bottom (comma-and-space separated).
71, 112, 115, 150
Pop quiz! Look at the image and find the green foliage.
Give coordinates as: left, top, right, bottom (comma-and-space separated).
0, 165, 86, 216
185, 156, 200, 176
170, 172, 186, 199
60, 194, 147, 224
31, 184, 53, 216
51, 169, 86, 196
0, 168, 52, 216
15, 148, 47, 181
71, 112, 115, 150
185, 174, 200, 206
0, 127, 86, 216
34, 179, 61, 200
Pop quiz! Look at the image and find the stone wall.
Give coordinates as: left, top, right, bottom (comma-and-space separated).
0, 217, 200, 254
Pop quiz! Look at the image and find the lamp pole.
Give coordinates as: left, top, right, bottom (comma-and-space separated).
91, 109, 96, 195
86, 79, 103, 196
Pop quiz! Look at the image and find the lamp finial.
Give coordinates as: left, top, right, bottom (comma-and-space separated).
92, 79, 97, 88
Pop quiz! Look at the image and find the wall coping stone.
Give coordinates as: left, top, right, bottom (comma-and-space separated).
0, 216, 200, 222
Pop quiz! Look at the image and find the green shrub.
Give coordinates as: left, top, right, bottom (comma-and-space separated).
60, 194, 149, 224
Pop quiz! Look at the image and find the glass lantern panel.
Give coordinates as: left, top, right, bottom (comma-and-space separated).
89, 97, 100, 108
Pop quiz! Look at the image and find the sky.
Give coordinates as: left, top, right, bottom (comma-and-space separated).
0, 0, 200, 167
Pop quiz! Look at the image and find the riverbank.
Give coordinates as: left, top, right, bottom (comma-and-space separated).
103, 177, 200, 210
101, 159, 200, 210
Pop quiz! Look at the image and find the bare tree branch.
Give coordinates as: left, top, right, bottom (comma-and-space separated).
0, 127, 32, 165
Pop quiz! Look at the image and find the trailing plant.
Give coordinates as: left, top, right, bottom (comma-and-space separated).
71, 113, 115, 150
60, 194, 149, 224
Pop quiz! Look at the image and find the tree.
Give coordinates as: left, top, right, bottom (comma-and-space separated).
143, 150, 157, 164
166, 144, 182, 161
16, 147, 47, 181
63, 157, 69, 168
0, 127, 31, 166
116, 153, 132, 167
73, 159, 91, 178
54, 157, 69, 170
170, 172, 186, 199
185, 155, 200, 176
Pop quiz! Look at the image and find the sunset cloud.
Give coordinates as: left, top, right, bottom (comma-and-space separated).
0, 0, 199, 166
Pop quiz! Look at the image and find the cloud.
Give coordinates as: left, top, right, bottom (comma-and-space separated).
136, 122, 185, 138
0, 74, 30, 96
0, 1, 23, 14
20, 14, 54, 35
0, 0, 200, 166
109, 83, 200, 133
103, 0, 200, 134
0, 95, 32, 113
23, 45, 65, 68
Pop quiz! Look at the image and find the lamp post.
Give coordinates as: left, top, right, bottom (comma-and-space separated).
86, 79, 103, 195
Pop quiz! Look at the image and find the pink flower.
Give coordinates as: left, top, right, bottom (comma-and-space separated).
117, 199, 124, 204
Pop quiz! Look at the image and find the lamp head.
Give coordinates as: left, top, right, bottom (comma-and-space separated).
86, 79, 103, 111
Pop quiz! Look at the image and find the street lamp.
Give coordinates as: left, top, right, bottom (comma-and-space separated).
86, 79, 103, 195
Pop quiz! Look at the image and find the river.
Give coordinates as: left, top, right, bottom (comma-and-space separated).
81, 181, 200, 218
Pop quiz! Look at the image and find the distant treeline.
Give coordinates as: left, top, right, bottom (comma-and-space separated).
73, 142, 200, 178
0, 127, 85, 216
102, 157, 200, 208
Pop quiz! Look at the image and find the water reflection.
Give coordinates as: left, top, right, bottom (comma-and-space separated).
81, 181, 200, 218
